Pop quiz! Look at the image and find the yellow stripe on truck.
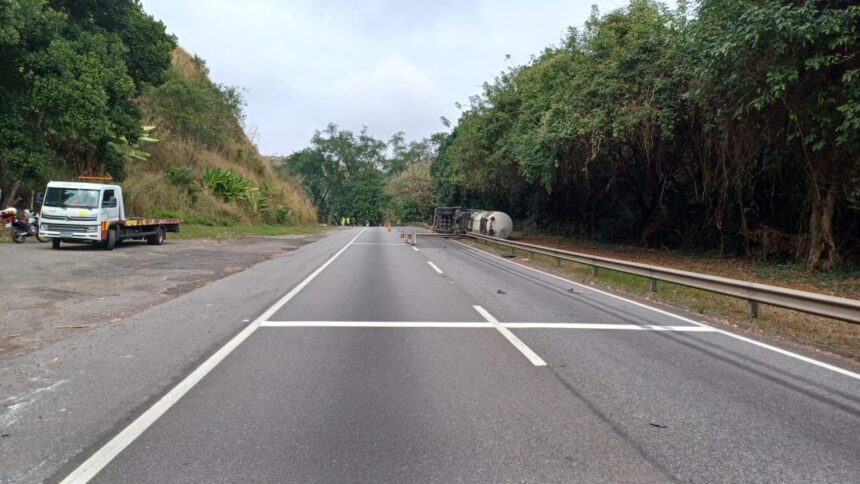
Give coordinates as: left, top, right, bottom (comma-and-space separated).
125, 219, 158, 227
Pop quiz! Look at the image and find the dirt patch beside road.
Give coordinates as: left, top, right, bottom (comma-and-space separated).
0, 233, 325, 361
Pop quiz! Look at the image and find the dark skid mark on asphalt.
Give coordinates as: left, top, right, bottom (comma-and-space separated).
446, 241, 670, 327
646, 323, 860, 407
651, 330, 860, 418
546, 367, 680, 482
447, 241, 860, 415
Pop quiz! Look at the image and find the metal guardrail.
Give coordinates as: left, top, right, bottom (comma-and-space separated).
465, 232, 860, 324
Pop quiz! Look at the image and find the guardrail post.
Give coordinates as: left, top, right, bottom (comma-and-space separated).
592, 266, 599, 277
528, 251, 533, 262
650, 278, 658, 292
555, 257, 561, 268
748, 300, 759, 319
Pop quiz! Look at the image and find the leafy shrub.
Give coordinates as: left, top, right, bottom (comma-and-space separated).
202, 167, 273, 213
244, 187, 269, 214
166, 165, 195, 185
166, 165, 200, 203
203, 167, 252, 202
275, 207, 295, 224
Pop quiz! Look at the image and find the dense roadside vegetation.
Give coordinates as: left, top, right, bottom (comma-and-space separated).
0, 0, 315, 230
431, 0, 860, 271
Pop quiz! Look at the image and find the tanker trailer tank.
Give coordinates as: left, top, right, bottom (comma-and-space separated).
486, 211, 513, 239
470, 211, 488, 234
468, 210, 513, 239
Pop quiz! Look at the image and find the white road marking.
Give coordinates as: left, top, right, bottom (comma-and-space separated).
352, 242, 411, 246
260, 321, 714, 331
427, 261, 444, 274
456, 240, 860, 381
61, 228, 367, 484
504, 323, 717, 331
261, 321, 491, 328
474, 305, 547, 366
412, 246, 419, 252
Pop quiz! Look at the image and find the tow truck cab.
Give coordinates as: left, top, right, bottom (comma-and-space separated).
39, 181, 181, 250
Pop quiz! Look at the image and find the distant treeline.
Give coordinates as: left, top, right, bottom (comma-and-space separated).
431, 0, 860, 270
278, 124, 439, 225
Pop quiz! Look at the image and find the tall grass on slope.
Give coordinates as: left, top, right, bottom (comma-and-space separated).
122, 46, 316, 226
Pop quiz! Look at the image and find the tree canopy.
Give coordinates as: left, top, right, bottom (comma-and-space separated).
431, 0, 860, 270
281, 124, 440, 225
0, 0, 175, 206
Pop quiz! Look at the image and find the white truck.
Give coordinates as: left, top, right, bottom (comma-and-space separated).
39, 181, 181, 250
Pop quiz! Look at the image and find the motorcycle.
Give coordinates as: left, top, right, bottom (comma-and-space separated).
2, 207, 48, 243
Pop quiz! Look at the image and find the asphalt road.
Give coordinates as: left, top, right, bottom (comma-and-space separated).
4, 228, 860, 482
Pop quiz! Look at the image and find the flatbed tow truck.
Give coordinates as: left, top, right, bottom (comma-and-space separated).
39, 179, 181, 250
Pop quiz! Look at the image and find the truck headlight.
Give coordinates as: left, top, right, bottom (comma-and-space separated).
88, 226, 98, 232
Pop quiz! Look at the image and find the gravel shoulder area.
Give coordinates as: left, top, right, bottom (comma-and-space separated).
0, 233, 325, 362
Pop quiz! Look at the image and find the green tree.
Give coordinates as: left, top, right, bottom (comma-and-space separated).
49, 0, 175, 89
284, 124, 388, 224
690, 0, 860, 269
386, 161, 435, 222
384, 132, 435, 177
432, 0, 860, 269
0, 0, 175, 206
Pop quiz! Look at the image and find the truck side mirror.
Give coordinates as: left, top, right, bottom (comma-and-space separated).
103, 197, 117, 208
35, 192, 44, 205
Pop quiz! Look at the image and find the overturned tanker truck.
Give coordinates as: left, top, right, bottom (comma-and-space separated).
431, 207, 513, 239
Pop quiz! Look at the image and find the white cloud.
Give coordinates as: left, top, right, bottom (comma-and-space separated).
140, 0, 676, 155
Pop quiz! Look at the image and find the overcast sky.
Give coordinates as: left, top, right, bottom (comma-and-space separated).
139, 0, 658, 156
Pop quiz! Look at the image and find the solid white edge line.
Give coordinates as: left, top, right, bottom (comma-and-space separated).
455, 239, 860, 381
260, 321, 491, 328
61, 228, 367, 484
427, 261, 443, 274
474, 305, 547, 366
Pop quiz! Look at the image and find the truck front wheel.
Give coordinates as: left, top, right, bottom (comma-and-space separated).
104, 228, 117, 251
147, 226, 165, 246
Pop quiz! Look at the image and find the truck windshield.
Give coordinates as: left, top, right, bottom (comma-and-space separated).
44, 188, 100, 209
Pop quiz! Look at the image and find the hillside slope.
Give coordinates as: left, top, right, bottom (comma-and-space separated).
122, 48, 316, 226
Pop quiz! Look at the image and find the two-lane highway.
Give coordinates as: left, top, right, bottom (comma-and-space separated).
59, 228, 860, 482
